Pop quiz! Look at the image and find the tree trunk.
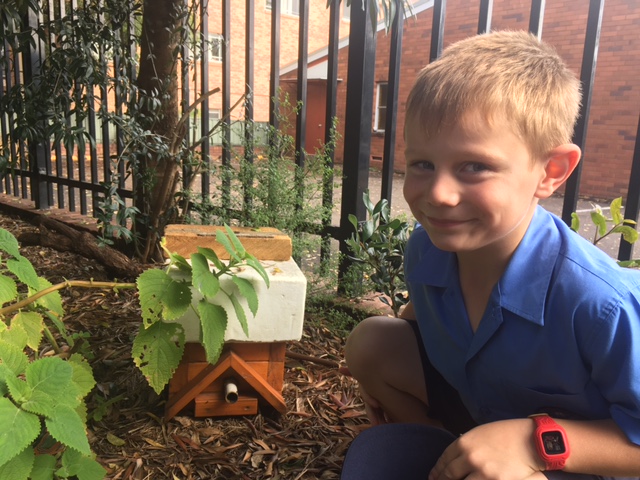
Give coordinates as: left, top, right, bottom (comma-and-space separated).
135, 0, 185, 262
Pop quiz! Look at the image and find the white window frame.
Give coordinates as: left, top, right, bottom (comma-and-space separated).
342, 0, 351, 21
266, 0, 300, 17
374, 82, 388, 132
208, 34, 224, 63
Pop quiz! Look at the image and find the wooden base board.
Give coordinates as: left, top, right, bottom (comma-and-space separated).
195, 393, 259, 417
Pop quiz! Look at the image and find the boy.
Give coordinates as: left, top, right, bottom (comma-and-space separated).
341, 31, 640, 480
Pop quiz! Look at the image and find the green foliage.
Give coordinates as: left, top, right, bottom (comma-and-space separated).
346, 191, 413, 316
134, 225, 270, 393
184, 96, 338, 260
0, 228, 105, 479
571, 197, 639, 267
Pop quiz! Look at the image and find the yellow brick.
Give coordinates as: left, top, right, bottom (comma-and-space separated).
164, 225, 292, 261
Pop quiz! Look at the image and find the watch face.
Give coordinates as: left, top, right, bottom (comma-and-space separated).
541, 431, 566, 455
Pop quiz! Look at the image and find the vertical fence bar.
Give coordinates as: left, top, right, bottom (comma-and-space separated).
269, 0, 281, 129
200, 0, 211, 198
295, 0, 309, 170
338, 0, 377, 280
319, 0, 340, 265
561, 0, 605, 224
23, 7, 50, 209
221, 0, 231, 209
430, 0, 446, 62
477, 0, 493, 34
180, 0, 191, 203
380, 0, 403, 203
528, 0, 545, 38
243, 0, 255, 212
618, 114, 640, 261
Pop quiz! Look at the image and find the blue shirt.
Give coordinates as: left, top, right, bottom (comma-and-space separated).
405, 205, 640, 445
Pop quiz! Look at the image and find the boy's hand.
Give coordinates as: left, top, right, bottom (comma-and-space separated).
429, 419, 544, 480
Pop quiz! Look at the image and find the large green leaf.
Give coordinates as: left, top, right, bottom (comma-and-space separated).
231, 276, 259, 316
0, 275, 17, 306
214, 229, 241, 261
0, 228, 21, 258
46, 404, 91, 455
197, 246, 225, 271
29, 453, 56, 480
10, 312, 44, 351
198, 300, 227, 364
610, 197, 623, 225
191, 253, 220, 298
0, 397, 41, 467
591, 209, 607, 237
612, 225, 639, 244
32, 277, 64, 316
0, 446, 34, 480
0, 338, 29, 376
6, 256, 40, 291
132, 321, 185, 394
26, 357, 74, 398
244, 256, 270, 287
5, 375, 32, 405
228, 293, 249, 337
224, 225, 247, 256
0, 322, 28, 350
137, 269, 192, 326
22, 357, 78, 417
68, 354, 96, 399
59, 448, 106, 480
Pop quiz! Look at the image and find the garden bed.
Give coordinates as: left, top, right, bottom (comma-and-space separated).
0, 213, 373, 479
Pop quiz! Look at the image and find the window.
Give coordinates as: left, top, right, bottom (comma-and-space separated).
266, 0, 300, 17
209, 110, 223, 145
374, 82, 388, 132
208, 34, 224, 63
342, 0, 351, 21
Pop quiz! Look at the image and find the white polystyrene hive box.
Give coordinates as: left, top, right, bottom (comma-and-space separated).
167, 258, 307, 343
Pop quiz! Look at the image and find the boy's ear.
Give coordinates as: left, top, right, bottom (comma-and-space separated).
535, 144, 582, 199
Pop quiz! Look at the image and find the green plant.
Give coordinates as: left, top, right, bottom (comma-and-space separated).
134, 225, 270, 393
346, 191, 413, 316
0, 223, 269, 478
0, 228, 109, 479
570, 197, 640, 267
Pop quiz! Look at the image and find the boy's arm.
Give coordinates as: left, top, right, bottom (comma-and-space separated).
429, 417, 640, 480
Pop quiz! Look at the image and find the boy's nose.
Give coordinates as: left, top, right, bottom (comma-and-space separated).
427, 174, 460, 207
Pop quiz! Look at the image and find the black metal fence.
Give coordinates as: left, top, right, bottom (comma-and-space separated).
2, 0, 640, 263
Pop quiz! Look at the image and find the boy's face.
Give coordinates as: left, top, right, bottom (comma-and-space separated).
403, 111, 548, 256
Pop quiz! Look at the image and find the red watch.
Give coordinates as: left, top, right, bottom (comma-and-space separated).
530, 414, 571, 470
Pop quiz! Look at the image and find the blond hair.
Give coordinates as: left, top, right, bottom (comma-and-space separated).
405, 30, 582, 160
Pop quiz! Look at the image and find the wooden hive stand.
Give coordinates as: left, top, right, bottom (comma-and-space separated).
163, 225, 305, 420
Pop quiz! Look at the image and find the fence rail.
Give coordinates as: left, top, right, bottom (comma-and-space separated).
1, 0, 640, 266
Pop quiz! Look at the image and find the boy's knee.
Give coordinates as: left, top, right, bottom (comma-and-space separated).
345, 316, 412, 380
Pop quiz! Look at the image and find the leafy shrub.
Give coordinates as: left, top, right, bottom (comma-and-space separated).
346, 192, 412, 316
570, 197, 639, 267
0, 229, 105, 479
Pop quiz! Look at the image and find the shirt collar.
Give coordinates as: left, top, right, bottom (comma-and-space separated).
497, 206, 560, 324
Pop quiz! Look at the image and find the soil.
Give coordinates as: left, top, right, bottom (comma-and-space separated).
0, 212, 384, 480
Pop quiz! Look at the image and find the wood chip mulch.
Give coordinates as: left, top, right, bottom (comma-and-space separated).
0, 213, 381, 480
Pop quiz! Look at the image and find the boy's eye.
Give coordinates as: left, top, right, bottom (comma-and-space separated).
462, 162, 490, 173
409, 160, 434, 171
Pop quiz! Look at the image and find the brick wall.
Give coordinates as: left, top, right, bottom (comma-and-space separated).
331, 0, 640, 200
202, 0, 350, 122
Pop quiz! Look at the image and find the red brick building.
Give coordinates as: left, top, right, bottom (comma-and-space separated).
294, 0, 640, 200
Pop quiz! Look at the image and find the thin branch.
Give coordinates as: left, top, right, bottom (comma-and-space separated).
0, 280, 137, 317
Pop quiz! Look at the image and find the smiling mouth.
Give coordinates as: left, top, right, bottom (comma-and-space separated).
426, 217, 467, 228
